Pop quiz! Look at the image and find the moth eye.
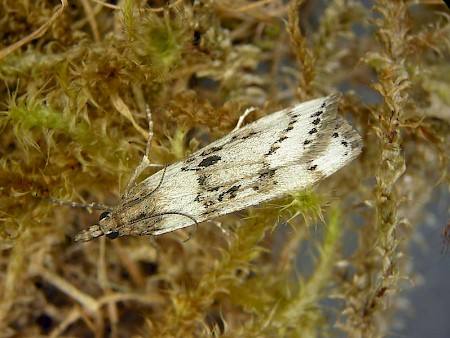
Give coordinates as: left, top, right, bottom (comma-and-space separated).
105, 231, 119, 240
99, 212, 110, 221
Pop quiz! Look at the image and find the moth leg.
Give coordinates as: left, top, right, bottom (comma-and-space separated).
232, 107, 257, 131
124, 106, 161, 196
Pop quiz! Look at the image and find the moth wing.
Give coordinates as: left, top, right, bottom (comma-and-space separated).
122, 95, 362, 235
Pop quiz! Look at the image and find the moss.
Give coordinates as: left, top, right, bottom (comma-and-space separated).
0, 0, 449, 337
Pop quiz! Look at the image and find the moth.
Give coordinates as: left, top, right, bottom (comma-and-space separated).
74, 94, 362, 242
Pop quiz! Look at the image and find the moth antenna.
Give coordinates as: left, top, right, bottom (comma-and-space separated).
148, 165, 167, 196
182, 223, 198, 242
119, 166, 168, 207
43, 196, 113, 212
150, 211, 199, 241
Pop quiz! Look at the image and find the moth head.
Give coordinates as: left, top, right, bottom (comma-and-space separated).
74, 211, 120, 242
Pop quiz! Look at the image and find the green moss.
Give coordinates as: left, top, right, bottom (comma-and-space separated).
5, 96, 90, 143
280, 190, 328, 226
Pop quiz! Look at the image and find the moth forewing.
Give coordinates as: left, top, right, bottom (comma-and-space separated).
74, 94, 362, 242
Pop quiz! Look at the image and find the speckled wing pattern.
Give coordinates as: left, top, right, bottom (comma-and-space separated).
75, 94, 362, 241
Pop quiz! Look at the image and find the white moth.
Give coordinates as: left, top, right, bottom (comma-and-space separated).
74, 94, 362, 242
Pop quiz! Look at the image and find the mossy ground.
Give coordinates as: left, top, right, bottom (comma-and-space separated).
0, 0, 449, 337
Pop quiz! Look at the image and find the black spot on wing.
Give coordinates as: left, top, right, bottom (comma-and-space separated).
228, 130, 259, 144
204, 200, 215, 207
200, 146, 224, 157
218, 185, 240, 202
183, 155, 223, 171
284, 125, 294, 132
199, 155, 221, 167
258, 168, 276, 179
240, 131, 258, 140
198, 174, 208, 186
265, 115, 293, 156
201, 207, 219, 217
265, 144, 280, 156
252, 167, 277, 191
310, 110, 324, 117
